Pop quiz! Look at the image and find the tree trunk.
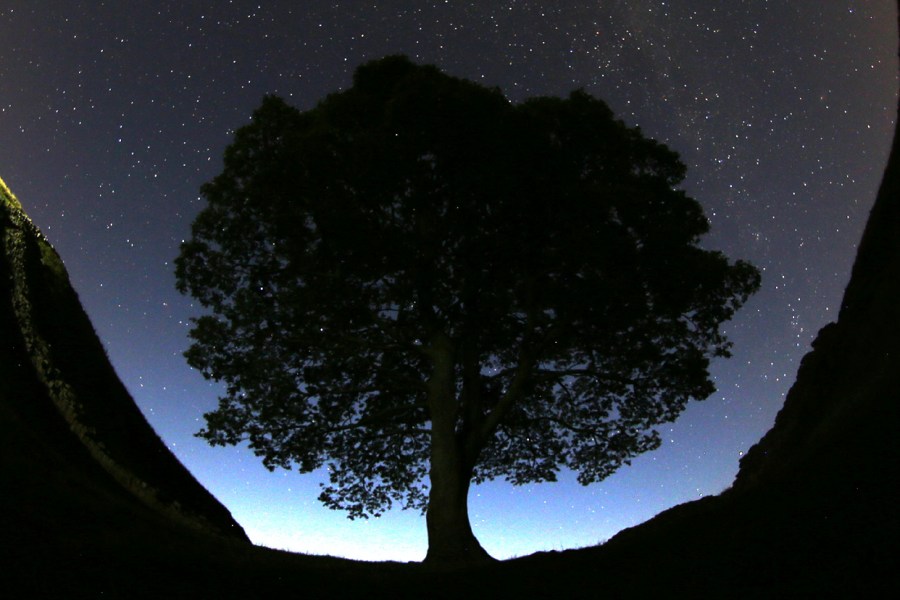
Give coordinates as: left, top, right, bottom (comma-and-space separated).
423, 333, 494, 565
423, 440, 493, 565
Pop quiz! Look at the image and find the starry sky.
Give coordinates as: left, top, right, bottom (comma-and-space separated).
1, 1, 896, 561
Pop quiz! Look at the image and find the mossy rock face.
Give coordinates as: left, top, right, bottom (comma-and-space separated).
1, 175, 250, 545
0, 176, 23, 210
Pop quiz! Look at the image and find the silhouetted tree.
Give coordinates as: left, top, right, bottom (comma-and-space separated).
175, 56, 760, 564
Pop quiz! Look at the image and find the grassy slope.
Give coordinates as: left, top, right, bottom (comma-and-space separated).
1, 180, 255, 597
1, 179, 250, 542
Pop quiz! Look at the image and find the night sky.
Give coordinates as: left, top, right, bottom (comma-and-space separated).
1, 1, 896, 561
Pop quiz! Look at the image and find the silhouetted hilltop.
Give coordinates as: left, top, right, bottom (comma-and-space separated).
574, 33, 900, 595
733, 82, 899, 491
1, 177, 249, 549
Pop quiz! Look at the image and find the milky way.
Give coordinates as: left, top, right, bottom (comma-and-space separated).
1, 1, 896, 560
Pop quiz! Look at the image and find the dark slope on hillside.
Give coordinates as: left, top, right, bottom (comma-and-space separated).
518, 27, 900, 596
1, 178, 254, 590
481, 15, 900, 595
729, 4, 900, 543
733, 79, 900, 495
582, 32, 900, 596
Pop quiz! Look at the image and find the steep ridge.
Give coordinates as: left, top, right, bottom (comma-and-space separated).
0, 176, 438, 597
533, 17, 900, 595
0, 177, 249, 554
394, 96, 900, 596
487, 12, 900, 596
595, 107, 899, 592
731, 7, 900, 525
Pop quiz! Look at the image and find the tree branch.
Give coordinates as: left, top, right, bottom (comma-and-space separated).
478, 304, 541, 440
335, 401, 430, 432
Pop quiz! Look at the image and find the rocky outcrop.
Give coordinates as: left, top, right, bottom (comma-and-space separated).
733, 42, 899, 496
0, 176, 249, 544
581, 19, 900, 595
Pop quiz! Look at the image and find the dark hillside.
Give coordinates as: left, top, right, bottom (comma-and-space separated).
455, 14, 900, 594
550, 22, 900, 594
1, 179, 255, 594
0, 179, 248, 542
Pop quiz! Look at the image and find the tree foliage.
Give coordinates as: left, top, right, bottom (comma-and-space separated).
176, 56, 760, 529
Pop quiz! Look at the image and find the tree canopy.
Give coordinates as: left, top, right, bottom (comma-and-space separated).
175, 55, 760, 563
